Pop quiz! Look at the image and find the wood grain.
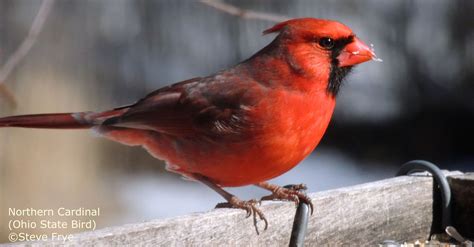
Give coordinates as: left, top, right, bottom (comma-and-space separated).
20, 171, 465, 246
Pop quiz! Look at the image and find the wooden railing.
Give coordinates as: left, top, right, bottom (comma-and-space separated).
18, 171, 474, 246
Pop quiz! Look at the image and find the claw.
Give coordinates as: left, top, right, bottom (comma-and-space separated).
289, 194, 300, 206
215, 197, 268, 234
301, 194, 314, 215
255, 209, 268, 232
261, 214, 269, 230
245, 207, 252, 218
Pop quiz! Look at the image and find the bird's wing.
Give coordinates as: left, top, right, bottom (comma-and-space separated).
104, 74, 265, 139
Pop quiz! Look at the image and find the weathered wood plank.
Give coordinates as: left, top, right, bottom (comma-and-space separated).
449, 173, 474, 239
18, 171, 464, 246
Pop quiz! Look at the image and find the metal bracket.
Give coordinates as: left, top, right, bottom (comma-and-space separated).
396, 159, 470, 246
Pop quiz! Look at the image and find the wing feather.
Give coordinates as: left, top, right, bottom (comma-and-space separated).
105, 73, 265, 139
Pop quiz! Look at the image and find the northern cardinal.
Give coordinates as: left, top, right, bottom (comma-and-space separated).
0, 18, 376, 231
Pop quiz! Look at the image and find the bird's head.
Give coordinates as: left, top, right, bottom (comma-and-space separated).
263, 18, 378, 96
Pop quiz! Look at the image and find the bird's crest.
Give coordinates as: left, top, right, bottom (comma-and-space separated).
263, 21, 289, 35
262, 20, 292, 35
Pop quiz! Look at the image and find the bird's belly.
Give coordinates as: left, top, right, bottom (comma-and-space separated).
148, 136, 318, 187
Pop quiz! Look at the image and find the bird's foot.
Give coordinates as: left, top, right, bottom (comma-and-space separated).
216, 197, 268, 234
260, 183, 314, 214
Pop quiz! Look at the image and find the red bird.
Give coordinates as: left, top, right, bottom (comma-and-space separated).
0, 18, 376, 230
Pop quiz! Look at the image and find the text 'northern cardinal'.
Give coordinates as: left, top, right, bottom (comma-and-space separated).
0, 18, 377, 232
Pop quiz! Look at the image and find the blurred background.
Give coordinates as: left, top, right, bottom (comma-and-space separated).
0, 0, 473, 242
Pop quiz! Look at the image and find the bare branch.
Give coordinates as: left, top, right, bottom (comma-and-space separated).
199, 0, 289, 23
0, 0, 55, 107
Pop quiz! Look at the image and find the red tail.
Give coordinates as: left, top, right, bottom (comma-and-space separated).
0, 109, 127, 129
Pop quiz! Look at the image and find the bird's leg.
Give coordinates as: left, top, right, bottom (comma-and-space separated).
192, 174, 268, 234
255, 182, 314, 214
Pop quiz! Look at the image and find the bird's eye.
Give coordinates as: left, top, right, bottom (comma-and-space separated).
319, 37, 334, 50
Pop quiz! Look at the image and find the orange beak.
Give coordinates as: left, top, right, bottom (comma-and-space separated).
337, 37, 376, 67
